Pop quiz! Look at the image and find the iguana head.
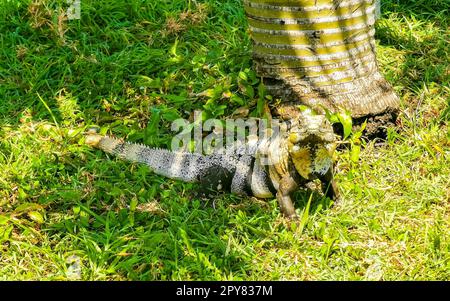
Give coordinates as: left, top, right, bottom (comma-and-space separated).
287, 111, 337, 179
288, 111, 335, 144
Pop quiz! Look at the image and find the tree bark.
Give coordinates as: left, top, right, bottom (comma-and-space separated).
245, 0, 400, 120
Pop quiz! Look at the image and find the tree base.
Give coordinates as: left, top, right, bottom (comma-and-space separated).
267, 71, 400, 120
266, 70, 401, 140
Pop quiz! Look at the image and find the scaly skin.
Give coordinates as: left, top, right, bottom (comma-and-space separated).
85, 111, 338, 219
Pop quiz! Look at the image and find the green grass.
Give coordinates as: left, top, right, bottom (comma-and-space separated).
0, 0, 449, 280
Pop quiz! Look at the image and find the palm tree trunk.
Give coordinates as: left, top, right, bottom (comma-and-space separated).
245, 0, 399, 119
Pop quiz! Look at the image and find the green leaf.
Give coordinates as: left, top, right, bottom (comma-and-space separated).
352, 121, 367, 141
72, 206, 81, 215
130, 198, 138, 212
338, 112, 353, 139
230, 94, 244, 106
245, 85, 254, 99
1, 225, 13, 241
136, 76, 162, 89
18, 188, 28, 201
144, 108, 161, 145
162, 109, 181, 122
326, 111, 340, 124
213, 105, 227, 117
238, 71, 248, 81
179, 228, 195, 256
163, 94, 187, 104
14, 202, 42, 213
28, 211, 44, 224
170, 38, 179, 57
79, 204, 106, 225
350, 144, 361, 163
0, 215, 10, 225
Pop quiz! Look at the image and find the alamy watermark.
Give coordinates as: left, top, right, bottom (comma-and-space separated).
170, 111, 290, 166
67, 0, 81, 20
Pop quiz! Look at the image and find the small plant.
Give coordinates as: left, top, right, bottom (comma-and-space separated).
325, 109, 367, 163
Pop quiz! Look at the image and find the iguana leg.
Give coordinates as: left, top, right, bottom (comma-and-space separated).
276, 175, 298, 218
319, 167, 339, 201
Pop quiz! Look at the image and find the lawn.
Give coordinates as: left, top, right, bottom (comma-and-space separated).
0, 0, 448, 280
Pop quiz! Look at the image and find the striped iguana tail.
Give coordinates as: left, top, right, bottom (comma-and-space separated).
85, 129, 207, 183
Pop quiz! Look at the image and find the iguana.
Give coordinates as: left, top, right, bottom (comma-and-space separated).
85, 111, 339, 219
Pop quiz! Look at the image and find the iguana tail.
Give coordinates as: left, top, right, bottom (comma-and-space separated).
85, 130, 205, 183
